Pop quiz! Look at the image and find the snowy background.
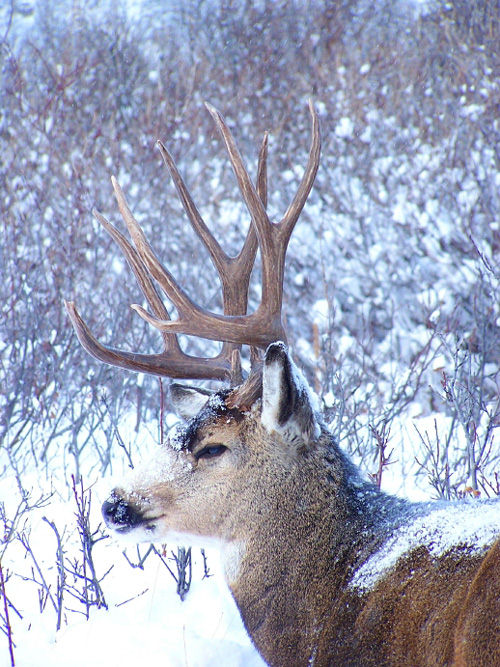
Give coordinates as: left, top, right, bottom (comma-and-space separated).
1, 1, 499, 665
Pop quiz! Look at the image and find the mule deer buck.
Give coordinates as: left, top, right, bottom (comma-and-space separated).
66, 103, 500, 666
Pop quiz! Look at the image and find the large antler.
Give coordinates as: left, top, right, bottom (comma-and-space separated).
66, 101, 320, 383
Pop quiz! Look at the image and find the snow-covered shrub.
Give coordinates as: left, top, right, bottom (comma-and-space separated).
0, 1, 498, 663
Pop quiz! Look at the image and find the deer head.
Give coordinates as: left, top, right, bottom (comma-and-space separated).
66, 100, 323, 548
100, 341, 323, 547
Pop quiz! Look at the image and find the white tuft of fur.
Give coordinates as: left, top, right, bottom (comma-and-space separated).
122, 445, 191, 491
261, 357, 284, 433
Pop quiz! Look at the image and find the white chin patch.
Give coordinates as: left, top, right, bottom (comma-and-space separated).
221, 541, 245, 584
115, 525, 161, 543
112, 524, 223, 551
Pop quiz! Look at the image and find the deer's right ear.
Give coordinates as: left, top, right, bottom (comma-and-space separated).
170, 384, 213, 420
261, 342, 320, 447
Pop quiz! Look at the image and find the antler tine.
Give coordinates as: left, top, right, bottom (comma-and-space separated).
256, 130, 268, 209
111, 176, 199, 319
64, 300, 231, 380
204, 102, 275, 264
156, 140, 229, 280
92, 209, 171, 326
279, 100, 320, 243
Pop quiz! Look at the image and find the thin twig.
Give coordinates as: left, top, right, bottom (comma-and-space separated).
0, 560, 15, 667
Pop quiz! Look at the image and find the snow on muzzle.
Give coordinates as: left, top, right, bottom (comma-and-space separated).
102, 491, 141, 533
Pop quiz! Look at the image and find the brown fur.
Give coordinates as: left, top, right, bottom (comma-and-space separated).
224, 425, 500, 666
453, 540, 500, 667
349, 543, 500, 666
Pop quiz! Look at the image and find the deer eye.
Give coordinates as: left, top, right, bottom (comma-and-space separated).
195, 445, 227, 461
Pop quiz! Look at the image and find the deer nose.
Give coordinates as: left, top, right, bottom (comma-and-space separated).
102, 493, 142, 532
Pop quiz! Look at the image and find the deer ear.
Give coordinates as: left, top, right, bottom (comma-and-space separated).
170, 384, 213, 420
261, 342, 320, 447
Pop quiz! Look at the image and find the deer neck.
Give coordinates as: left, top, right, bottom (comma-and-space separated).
223, 440, 404, 666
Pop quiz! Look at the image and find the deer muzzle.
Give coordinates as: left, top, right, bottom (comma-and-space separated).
102, 491, 147, 534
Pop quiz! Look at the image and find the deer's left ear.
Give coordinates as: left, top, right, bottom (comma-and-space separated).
261, 342, 320, 448
170, 384, 213, 420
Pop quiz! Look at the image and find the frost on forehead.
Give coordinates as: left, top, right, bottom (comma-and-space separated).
168, 422, 190, 452
167, 391, 228, 452
124, 444, 188, 492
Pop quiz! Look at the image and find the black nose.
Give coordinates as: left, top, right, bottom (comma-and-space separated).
102, 492, 142, 532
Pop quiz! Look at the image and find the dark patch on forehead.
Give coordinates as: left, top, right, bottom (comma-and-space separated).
168, 390, 243, 452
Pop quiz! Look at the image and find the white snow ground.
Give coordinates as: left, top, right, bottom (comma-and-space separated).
14, 553, 265, 667
1, 460, 265, 667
